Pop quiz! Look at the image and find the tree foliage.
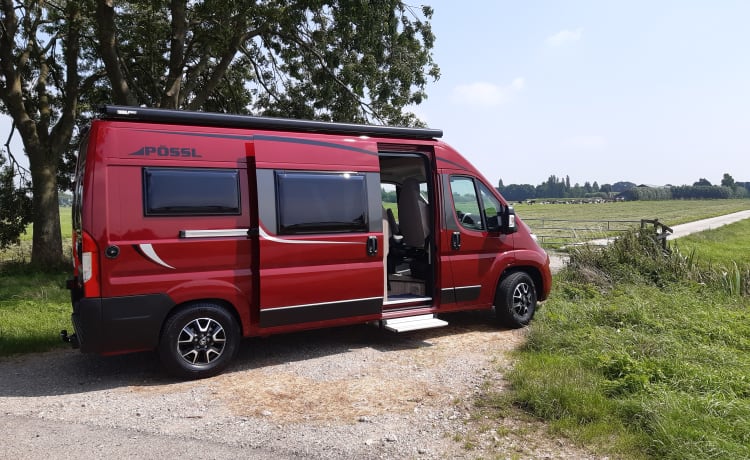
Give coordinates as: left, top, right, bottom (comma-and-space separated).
721, 173, 735, 190
497, 175, 615, 201
0, 0, 439, 265
92, 0, 438, 124
497, 175, 747, 202
0, 1, 84, 265
0, 152, 31, 248
621, 186, 674, 201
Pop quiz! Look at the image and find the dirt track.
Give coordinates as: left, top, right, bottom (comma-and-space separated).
0, 311, 592, 459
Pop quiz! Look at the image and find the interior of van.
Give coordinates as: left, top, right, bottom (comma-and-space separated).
379, 154, 434, 307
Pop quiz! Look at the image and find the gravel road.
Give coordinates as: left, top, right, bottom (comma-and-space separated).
0, 311, 594, 460
667, 209, 750, 239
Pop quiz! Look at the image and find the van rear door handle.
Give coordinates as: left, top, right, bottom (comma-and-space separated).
366, 236, 378, 256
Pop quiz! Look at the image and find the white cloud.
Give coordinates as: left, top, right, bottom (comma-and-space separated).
510, 77, 525, 90
546, 28, 583, 47
452, 78, 525, 107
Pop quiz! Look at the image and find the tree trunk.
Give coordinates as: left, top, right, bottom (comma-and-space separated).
28, 145, 63, 267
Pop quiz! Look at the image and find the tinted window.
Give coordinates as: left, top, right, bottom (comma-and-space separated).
144, 168, 240, 216
276, 172, 368, 234
72, 132, 89, 230
478, 182, 502, 231
450, 176, 484, 231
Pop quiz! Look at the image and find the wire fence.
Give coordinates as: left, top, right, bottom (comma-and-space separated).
523, 218, 642, 247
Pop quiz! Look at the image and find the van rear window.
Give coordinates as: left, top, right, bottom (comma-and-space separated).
143, 168, 240, 216
276, 172, 368, 234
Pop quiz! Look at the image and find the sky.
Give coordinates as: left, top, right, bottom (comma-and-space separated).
2, 1, 749, 188
414, 0, 750, 186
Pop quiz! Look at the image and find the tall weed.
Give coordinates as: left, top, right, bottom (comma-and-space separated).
567, 228, 748, 297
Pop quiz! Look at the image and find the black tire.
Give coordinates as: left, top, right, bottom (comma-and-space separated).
494, 272, 537, 328
158, 303, 240, 379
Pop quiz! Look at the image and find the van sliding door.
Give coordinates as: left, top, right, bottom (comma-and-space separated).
251, 136, 385, 330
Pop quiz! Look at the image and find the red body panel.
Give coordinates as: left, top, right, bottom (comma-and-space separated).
71, 114, 551, 356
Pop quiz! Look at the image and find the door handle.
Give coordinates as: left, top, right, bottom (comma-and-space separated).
451, 232, 461, 250
367, 236, 378, 256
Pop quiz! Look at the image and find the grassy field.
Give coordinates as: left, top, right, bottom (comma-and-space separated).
514, 198, 750, 225
481, 220, 750, 459
19, 206, 72, 241
674, 218, 750, 267
0, 264, 71, 356
1, 208, 73, 355
515, 199, 750, 247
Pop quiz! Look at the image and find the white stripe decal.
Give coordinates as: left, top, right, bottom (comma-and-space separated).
181, 229, 249, 238
258, 226, 364, 245
139, 244, 176, 269
455, 285, 482, 291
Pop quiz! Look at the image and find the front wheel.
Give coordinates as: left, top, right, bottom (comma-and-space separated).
158, 303, 240, 379
495, 272, 537, 328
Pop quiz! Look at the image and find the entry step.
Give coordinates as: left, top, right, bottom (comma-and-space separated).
382, 314, 448, 333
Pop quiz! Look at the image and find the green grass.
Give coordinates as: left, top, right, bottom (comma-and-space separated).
0, 207, 73, 356
515, 198, 750, 226
674, 218, 750, 266
20, 206, 72, 241
0, 264, 72, 356
516, 199, 750, 248
493, 223, 750, 459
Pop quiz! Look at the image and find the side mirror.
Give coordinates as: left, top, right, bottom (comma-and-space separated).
500, 205, 518, 234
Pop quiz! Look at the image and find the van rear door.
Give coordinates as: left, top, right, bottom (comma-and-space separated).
251, 135, 385, 330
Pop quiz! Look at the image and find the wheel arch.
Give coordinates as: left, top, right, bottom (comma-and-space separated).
166, 280, 252, 335
498, 266, 546, 301
160, 298, 244, 340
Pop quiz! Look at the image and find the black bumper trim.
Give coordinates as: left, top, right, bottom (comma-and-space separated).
72, 293, 175, 354
260, 297, 382, 328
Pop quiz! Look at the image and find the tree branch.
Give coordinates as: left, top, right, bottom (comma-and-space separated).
50, 1, 81, 150
284, 33, 383, 124
0, 0, 41, 153
3, 120, 31, 178
187, 32, 245, 110
186, 22, 266, 110
95, 0, 136, 105
160, 0, 187, 109
240, 44, 281, 105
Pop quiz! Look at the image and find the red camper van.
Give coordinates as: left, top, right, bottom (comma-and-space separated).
65, 105, 551, 379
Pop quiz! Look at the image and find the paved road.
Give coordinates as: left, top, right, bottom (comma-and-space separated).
548, 209, 750, 272
667, 209, 750, 239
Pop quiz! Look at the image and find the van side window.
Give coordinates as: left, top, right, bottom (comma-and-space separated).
449, 176, 484, 231
143, 168, 241, 216
276, 171, 368, 234
478, 182, 502, 231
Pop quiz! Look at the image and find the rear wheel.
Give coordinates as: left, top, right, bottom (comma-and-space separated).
158, 303, 240, 379
495, 272, 537, 328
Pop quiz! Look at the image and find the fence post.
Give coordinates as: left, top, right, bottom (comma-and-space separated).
641, 218, 673, 252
